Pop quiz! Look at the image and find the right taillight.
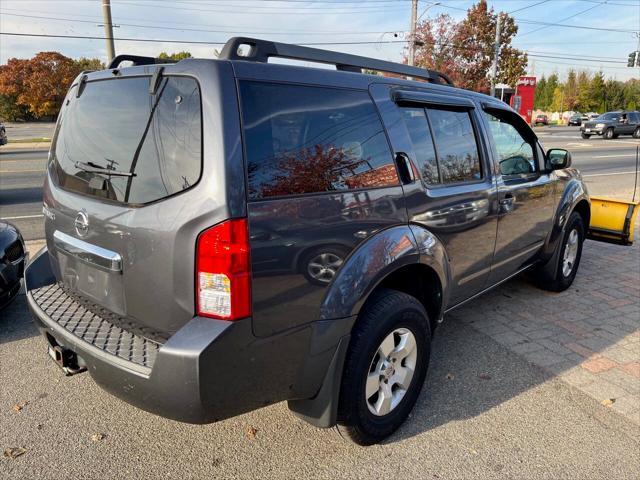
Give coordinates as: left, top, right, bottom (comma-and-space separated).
196, 218, 251, 320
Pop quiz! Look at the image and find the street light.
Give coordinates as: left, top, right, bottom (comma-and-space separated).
408, 1, 441, 67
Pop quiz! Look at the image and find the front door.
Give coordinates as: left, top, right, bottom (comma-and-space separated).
481, 106, 556, 284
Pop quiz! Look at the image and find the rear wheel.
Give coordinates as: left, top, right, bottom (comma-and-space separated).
633, 127, 640, 139
535, 212, 585, 292
581, 133, 591, 139
337, 289, 431, 445
603, 128, 614, 140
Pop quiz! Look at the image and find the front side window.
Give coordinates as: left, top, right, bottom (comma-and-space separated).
400, 107, 439, 184
51, 76, 202, 205
484, 112, 536, 176
239, 82, 398, 199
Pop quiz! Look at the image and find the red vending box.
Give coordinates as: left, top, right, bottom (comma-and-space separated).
510, 76, 536, 124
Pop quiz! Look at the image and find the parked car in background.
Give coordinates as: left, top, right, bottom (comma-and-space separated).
26, 37, 590, 446
587, 112, 599, 120
581, 111, 640, 139
0, 222, 26, 309
534, 114, 549, 126
568, 113, 582, 126
0, 122, 7, 145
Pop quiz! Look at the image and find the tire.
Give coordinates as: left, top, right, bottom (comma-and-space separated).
337, 289, 431, 445
535, 212, 585, 292
300, 245, 348, 286
612, 134, 619, 139
603, 128, 614, 140
633, 127, 640, 139
581, 133, 591, 139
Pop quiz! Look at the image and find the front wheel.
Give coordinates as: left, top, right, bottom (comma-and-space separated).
603, 128, 614, 140
535, 212, 585, 292
337, 289, 431, 445
633, 127, 640, 139
581, 133, 591, 139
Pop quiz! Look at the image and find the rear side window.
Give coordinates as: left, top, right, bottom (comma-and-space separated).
239, 81, 398, 199
399, 106, 481, 185
51, 76, 202, 205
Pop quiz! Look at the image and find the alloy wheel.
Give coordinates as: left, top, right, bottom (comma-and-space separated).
562, 229, 579, 277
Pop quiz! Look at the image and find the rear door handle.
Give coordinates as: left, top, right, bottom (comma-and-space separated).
499, 193, 515, 213
395, 152, 415, 184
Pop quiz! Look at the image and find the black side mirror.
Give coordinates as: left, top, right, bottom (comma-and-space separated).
547, 149, 571, 170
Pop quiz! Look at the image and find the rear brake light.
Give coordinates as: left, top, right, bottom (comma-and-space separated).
196, 219, 251, 320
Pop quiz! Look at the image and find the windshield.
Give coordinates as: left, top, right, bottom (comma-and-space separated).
50, 75, 202, 205
596, 113, 618, 121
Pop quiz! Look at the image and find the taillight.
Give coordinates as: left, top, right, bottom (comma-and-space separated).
196, 218, 251, 320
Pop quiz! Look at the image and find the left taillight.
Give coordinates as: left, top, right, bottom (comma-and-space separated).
196, 218, 251, 320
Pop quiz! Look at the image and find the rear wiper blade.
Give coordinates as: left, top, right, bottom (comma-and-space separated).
75, 161, 136, 177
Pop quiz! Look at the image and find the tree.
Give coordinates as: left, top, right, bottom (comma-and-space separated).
534, 75, 547, 110
575, 71, 592, 111
564, 70, 578, 111
544, 73, 559, 111
411, 0, 527, 92
158, 51, 192, 61
74, 57, 104, 71
0, 94, 31, 121
550, 86, 566, 112
0, 52, 82, 119
623, 79, 639, 110
589, 72, 606, 112
604, 79, 625, 111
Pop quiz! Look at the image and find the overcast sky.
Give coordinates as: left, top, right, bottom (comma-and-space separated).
1, 0, 639, 82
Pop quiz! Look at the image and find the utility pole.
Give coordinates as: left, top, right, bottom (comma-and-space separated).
490, 13, 502, 98
408, 0, 418, 66
102, 0, 116, 63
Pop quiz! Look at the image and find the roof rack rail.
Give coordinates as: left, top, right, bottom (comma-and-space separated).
107, 55, 174, 70
219, 37, 453, 86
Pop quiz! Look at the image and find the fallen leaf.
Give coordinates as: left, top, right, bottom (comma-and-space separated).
246, 427, 258, 439
445, 373, 455, 380
3, 447, 27, 459
11, 401, 28, 413
478, 373, 492, 380
601, 398, 615, 406
91, 433, 106, 442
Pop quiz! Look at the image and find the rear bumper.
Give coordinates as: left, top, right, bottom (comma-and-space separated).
26, 246, 353, 424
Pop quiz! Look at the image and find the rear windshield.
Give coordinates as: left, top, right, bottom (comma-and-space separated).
51, 75, 201, 205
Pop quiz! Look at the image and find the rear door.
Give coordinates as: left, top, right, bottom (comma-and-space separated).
44, 62, 241, 337
238, 80, 408, 337
480, 105, 555, 284
371, 85, 499, 306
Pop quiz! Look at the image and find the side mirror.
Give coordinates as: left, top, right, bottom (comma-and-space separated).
547, 149, 571, 170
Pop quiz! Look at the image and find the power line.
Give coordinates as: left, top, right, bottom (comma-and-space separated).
508, 0, 552, 15
517, 1, 606, 37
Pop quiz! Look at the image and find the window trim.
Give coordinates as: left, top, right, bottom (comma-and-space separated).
50, 74, 204, 208
237, 79, 402, 202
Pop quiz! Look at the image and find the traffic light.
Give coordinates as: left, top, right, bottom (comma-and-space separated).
628, 51, 639, 67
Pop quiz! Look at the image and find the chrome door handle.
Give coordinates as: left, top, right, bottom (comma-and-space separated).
499, 194, 515, 213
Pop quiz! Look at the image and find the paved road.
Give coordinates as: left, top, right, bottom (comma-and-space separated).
1, 290, 639, 479
2, 122, 55, 141
1, 125, 638, 240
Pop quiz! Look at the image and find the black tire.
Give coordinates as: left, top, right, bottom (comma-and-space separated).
633, 127, 640, 139
603, 128, 614, 140
535, 212, 585, 292
337, 289, 431, 446
581, 133, 591, 139
300, 245, 348, 286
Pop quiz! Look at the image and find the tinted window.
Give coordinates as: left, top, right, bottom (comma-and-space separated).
240, 82, 398, 199
52, 76, 201, 204
400, 107, 439, 184
428, 108, 481, 184
598, 113, 618, 121
485, 112, 535, 176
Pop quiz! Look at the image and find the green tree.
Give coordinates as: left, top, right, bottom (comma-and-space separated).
575, 71, 592, 111
534, 75, 547, 110
550, 86, 565, 112
623, 79, 640, 110
0, 94, 31, 121
158, 51, 192, 61
589, 72, 606, 112
564, 70, 578, 111
544, 73, 559, 111
604, 79, 625, 111
74, 57, 104, 71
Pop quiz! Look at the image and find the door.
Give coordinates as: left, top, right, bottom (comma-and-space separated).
481, 106, 555, 284
371, 85, 499, 306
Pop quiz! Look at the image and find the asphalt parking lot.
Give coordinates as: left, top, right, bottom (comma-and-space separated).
1, 123, 639, 478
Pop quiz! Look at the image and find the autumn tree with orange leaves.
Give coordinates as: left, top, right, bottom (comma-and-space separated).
410, 0, 527, 93
0, 52, 104, 120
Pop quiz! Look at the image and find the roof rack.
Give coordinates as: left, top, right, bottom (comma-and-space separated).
219, 37, 453, 86
107, 54, 174, 70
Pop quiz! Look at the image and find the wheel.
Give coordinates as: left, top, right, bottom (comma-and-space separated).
337, 289, 431, 445
581, 133, 591, 139
603, 128, 614, 140
612, 134, 619, 139
535, 212, 585, 292
633, 127, 640, 139
301, 246, 347, 286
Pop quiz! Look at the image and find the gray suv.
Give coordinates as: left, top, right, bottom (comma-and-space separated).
26, 38, 590, 445
581, 111, 640, 139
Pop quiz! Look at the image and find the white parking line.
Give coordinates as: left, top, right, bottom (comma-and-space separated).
582, 171, 636, 177
0, 214, 44, 220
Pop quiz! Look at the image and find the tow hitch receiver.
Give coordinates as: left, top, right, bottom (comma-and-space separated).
48, 345, 86, 376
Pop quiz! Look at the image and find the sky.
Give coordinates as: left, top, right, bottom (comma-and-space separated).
0, 0, 639, 83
